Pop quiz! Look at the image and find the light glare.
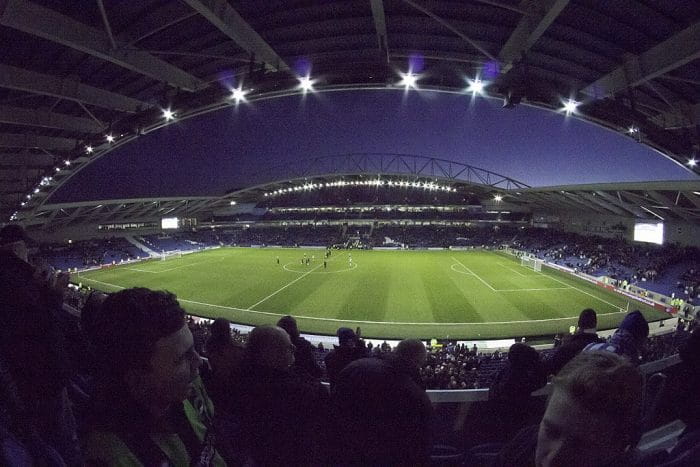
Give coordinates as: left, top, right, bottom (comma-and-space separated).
163, 109, 175, 121
562, 99, 579, 114
231, 87, 247, 103
399, 72, 418, 89
298, 76, 314, 92
467, 78, 485, 94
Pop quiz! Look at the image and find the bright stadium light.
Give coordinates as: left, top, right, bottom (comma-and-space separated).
231, 87, 247, 103
229, 201, 236, 206
467, 78, 485, 95
562, 99, 579, 114
64, 160, 71, 166
105, 134, 114, 143
298, 76, 314, 93
163, 109, 175, 121
494, 194, 503, 201
85, 145, 93, 154
689, 158, 698, 167
399, 72, 418, 89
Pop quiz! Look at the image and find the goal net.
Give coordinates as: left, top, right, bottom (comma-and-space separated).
521, 256, 543, 272
161, 250, 183, 261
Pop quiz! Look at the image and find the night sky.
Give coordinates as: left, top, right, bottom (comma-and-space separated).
52, 90, 697, 203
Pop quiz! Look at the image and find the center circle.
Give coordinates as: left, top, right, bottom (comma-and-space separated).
282, 261, 358, 274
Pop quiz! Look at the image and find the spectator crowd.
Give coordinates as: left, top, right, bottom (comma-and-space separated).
2, 223, 699, 466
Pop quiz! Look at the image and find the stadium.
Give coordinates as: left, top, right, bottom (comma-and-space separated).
1, 1, 699, 465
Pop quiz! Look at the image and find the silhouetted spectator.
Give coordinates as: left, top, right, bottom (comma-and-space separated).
585, 310, 649, 364
277, 315, 322, 378
490, 343, 547, 403
488, 343, 547, 440
82, 288, 225, 466
324, 327, 368, 389
493, 351, 643, 467
203, 318, 244, 406
653, 329, 700, 466
546, 309, 602, 375
331, 339, 433, 465
227, 325, 329, 466
0, 224, 81, 466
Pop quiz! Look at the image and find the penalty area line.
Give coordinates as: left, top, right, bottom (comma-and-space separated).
74, 275, 629, 326
451, 256, 496, 292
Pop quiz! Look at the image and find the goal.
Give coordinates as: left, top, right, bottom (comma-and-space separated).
521, 256, 543, 272
160, 250, 183, 261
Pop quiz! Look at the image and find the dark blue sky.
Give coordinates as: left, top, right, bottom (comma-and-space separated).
53, 90, 697, 202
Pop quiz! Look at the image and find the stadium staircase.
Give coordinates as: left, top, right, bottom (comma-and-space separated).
125, 235, 158, 258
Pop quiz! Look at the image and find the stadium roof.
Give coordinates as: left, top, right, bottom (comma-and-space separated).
1, 0, 699, 222
20, 172, 700, 231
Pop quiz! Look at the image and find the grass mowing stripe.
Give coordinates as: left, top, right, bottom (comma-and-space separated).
246, 254, 340, 310
498, 263, 527, 277
74, 248, 669, 339
71, 274, 630, 326
516, 261, 624, 312
451, 256, 496, 291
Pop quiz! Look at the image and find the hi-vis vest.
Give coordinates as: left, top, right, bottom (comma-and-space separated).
84, 379, 226, 467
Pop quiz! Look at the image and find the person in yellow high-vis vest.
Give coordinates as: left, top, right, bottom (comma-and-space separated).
83, 288, 227, 467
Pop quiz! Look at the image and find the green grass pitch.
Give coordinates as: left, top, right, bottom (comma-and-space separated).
74, 248, 668, 340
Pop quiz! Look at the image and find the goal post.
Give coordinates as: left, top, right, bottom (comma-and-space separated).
160, 249, 183, 261
521, 256, 543, 272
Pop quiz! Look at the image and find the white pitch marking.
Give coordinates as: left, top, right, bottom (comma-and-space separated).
451, 256, 496, 291
74, 275, 628, 326
123, 258, 224, 274
282, 261, 358, 274
498, 263, 527, 277
516, 262, 624, 312
247, 255, 341, 310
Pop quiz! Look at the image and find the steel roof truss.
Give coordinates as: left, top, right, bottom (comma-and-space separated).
498, 0, 570, 72
0, 133, 75, 151
0, 64, 148, 113
0, 105, 104, 134
0, 0, 205, 92
582, 21, 700, 98
183, 0, 289, 71
370, 0, 389, 63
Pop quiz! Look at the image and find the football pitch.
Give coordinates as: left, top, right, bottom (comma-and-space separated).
74, 248, 668, 339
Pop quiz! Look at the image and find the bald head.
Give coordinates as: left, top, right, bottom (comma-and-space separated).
395, 339, 427, 368
246, 325, 295, 370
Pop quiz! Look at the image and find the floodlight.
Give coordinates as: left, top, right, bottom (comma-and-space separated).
163, 109, 175, 121
65, 160, 71, 166
467, 78, 485, 95
85, 145, 93, 154
689, 158, 698, 167
106, 134, 114, 143
20, 202, 25, 207
34, 188, 39, 193
55, 167, 60, 172
298, 76, 314, 92
231, 87, 247, 103
562, 99, 579, 114
627, 126, 639, 134
230, 201, 236, 206
399, 72, 418, 89
494, 194, 503, 201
